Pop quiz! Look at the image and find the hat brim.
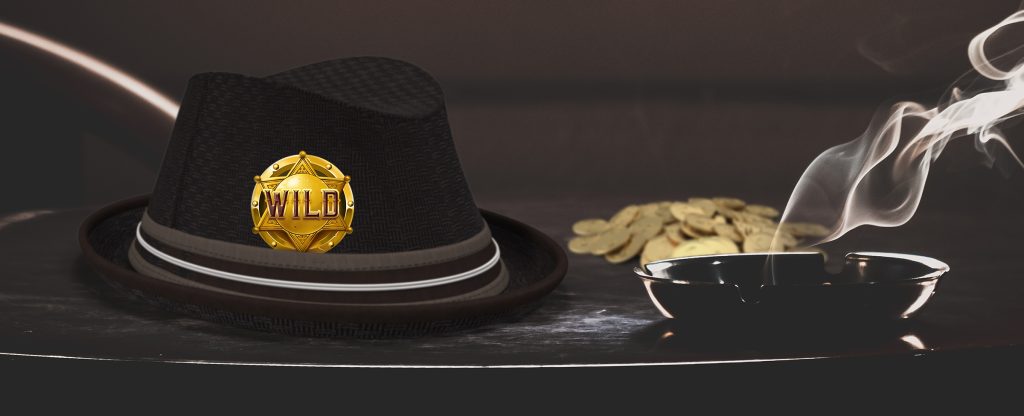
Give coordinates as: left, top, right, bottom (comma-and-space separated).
79, 195, 568, 337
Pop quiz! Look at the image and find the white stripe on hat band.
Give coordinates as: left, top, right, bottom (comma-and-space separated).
139, 212, 495, 272
133, 223, 501, 292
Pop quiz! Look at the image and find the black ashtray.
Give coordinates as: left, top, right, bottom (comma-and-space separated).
634, 252, 949, 321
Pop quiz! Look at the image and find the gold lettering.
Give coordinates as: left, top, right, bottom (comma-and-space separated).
264, 190, 289, 218
303, 189, 320, 219
322, 189, 339, 217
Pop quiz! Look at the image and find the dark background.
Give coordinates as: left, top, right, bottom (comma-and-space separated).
3, 1, 1024, 389
1, 0, 1023, 211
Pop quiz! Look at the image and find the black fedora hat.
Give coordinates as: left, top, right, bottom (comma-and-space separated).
79, 57, 567, 337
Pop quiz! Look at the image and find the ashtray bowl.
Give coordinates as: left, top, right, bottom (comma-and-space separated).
634, 252, 949, 321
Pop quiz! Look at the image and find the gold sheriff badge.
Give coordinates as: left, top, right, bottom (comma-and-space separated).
250, 151, 354, 253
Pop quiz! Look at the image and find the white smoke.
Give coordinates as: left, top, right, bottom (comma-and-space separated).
778, 10, 1024, 247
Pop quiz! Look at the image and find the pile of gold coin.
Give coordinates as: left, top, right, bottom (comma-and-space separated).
568, 197, 830, 266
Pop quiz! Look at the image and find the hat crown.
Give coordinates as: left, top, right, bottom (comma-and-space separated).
147, 57, 485, 253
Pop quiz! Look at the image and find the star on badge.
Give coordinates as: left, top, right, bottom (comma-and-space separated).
250, 151, 354, 253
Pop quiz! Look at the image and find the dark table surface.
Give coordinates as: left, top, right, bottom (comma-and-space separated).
3, 190, 1024, 368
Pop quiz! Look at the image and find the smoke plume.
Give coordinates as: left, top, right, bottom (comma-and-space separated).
778, 10, 1024, 247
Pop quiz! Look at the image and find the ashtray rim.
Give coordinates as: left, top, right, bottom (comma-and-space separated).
633, 251, 950, 287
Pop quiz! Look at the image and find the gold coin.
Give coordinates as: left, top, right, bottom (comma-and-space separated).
638, 203, 660, 218
742, 232, 783, 253
685, 214, 716, 234
712, 197, 746, 210
671, 239, 720, 258
734, 221, 782, 239
732, 221, 759, 238
568, 235, 596, 254
655, 205, 675, 224
571, 199, 789, 260
664, 224, 684, 244
781, 222, 831, 238
609, 205, 640, 227
640, 235, 675, 266
745, 204, 780, 219
772, 230, 798, 247
680, 223, 709, 238
572, 218, 611, 236
669, 202, 704, 222
589, 226, 631, 255
733, 211, 775, 226
605, 235, 646, 264
713, 223, 743, 243
687, 198, 718, 216
717, 208, 741, 221
629, 216, 664, 241
701, 236, 740, 254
